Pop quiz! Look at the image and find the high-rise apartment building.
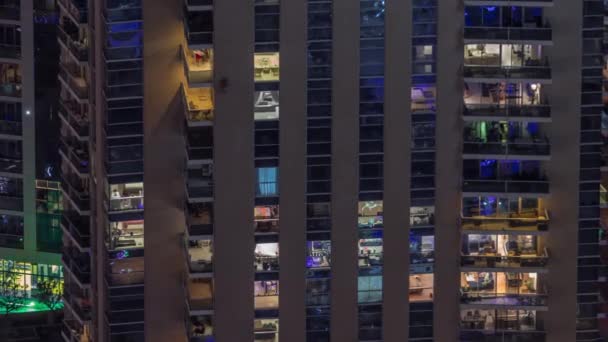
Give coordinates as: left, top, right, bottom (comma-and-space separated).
58, 0, 606, 341
0, 0, 64, 320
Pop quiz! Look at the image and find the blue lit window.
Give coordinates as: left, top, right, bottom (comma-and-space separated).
256, 167, 278, 197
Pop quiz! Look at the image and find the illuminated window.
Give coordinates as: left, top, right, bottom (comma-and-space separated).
254, 52, 280, 82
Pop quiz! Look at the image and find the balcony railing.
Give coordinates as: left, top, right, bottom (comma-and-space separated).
187, 206, 213, 236
461, 248, 549, 269
62, 249, 91, 284
181, 85, 214, 126
184, 20, 213, 47
0, 83, 21, 98
460, 332, 545, 342
461, 211, 549, 232
0, 5, 19, 21
460, 293, 548, 307
463, 104, 551, 119
464, 65, 551, 80
59, 99, 89, 137
0, 44, 20, 59
62, 212, 90, 249
59, 138, 89, 173
463, 140, 550, 156
61, 176, 90, 213
59, 63, 88, 100
57, 0, 88, 23
464, 27, 552, 41
0, 194, 23, 212
462, 179, 549, 194
0, 233, 23, 248
0, 157, 22, 174
62, 320, 85, 342
63, 289, 91, 321
187, 145, 213, 161
106, 270, 144, 287
182, 46, 213, 85
57, 24, 88, 62
109, 196, 143, 212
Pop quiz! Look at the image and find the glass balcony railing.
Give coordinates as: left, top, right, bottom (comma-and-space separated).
109, 196, 143, 212
59, 138, 89, 173
63, 248, 91, 284
0, 194, 23, 212
182, 85, 214, 125
463, 140, 550, 156
184, 12, 213, 47
186, 0, 213, 6
62, 212, 90, 249
0, 5, 19, 21
0, 44, 20, 59
460, 293, 547, 307
186, 180, 213, 200
57, 25, 89, 62
464, 27, 552, 41
0, 156, 22, 174
106, 269, 144, 287
461, 211, 549, 232
0, 233, 23, 248
57, 0, 88, 23
59, 63, 88, 99
462, 179, 549, 194
0, 119, 21, 136
185, 278, 214, 312
187, 203, 213, 236
59, 99, 89, 137
463, 104, 551, 119
63, 288, 91, 321
60, 174, 90, 211
464, 65, 551, 80
182, 46, 213, 85
0, 82, 21, 98
461, 248, 549, 269
187, 144, 213, 161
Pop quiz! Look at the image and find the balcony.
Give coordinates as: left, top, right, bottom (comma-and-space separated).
63, 247, 91, 286
0, 44, 20, 60
60, 173, 90, 212
464, 44, 550, 81
184, 10, 213, 48
58, 99, 89, 138
57, 0, 88, 24
460, 272, 547, 308
59, 62, 88, 101
0, 156, 22, 174
0, 63, 21, 98
255, 242, 279, 273
57, 23, 88, 63
63, 287, 91, 322
0, 118, 21, 136
460, 309, 545, 338
0, 3, 19, 21
463, 81, 550, 121
0, 193, 23, 212
186, 0, 213, 9
255, 205, 279, 234
61, 320, 86, 342
62, 211, 90, 250
254, 280, 279, 310
182, 84, 214, 127
186, 128, 213, 163
106, 257, 144, 287
463, 121, 550, 158
187, 202, 213, 237
59, 137, 89, 174
182, 46, 213, 86
461, 251, 548, 270
188, 315, 214, 341
185, 238, 213, 275
186, 172, 213, 202
185, 278, 214, 314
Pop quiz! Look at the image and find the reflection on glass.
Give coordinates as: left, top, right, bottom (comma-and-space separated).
254, 91, 279, 120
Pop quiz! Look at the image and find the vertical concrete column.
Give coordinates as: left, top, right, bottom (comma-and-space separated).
382, 0, 411, 339
143, 1, 187, 341
213, 0, 255, 340
279, 0, 307, 339
20, 0, 36, 253
545, 1, 582, 340
330, 0, 359, 340
434, 1, 464, 341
